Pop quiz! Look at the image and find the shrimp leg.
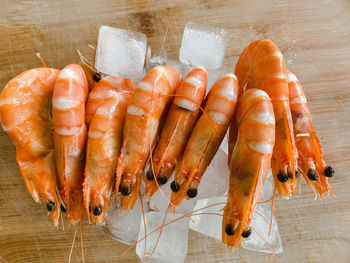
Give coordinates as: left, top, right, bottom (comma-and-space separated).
84, 76, 136, 223
144, 67, 207, 199
170, 73, 238, 207
287, 71, 334, 198
116, 66, 182, 211
52, 64, 88, 224
223, 89, 275, 249
0, 67, 61, 225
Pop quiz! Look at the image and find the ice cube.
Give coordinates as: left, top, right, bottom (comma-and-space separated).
245, 198, 283, 254
148, 149, 229, 211
197, 148, 230, 199
220, 133, 229, 155
166, 60, 191, 78
98, 197, 149, 245
189, 197, 225, 241
179, 22, 228, 70
136, 211, 189, 263
206, 68, 232, 92
149, 178, 196, 214
95, 25, 147, 80
147, 48, 168, 71
189, 172, 283, 254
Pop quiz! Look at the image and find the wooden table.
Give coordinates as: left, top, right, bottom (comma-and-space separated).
0, 0, 349, 262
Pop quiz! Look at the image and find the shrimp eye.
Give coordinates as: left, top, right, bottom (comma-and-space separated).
46, 201, 56, 212
307, 169, 318, 181
157, 176, 168, 185
93, 72, 101, 82
324, 166, 334, 177
93, 206, 102, 216
277, 171, 288, 182
186, 188, 197, 198
121, 186, 131, 196
225, 224, 234, 236
146, 170, 154, 181
60, 204, 67, 213
295, 170, 299, 179
170, 181, 180, 192
241, 228, 252, 238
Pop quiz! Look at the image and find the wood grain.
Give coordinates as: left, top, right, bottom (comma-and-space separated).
1, 0, 350, 262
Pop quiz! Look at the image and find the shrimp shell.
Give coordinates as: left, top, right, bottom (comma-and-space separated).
287, 71, 333, 198
84, 76, 136, 223
223, 88, 275, 249
0, 67, 61, 226
144, 67, 207, 199
116, 65, 182, 211
170, 73, 238, 207
235, 40, 298, 198
52, 64, 88, 224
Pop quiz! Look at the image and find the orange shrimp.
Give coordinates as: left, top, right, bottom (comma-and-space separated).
83, 76, 136, 223
0, 67, 61, 225
52, 64, 88, 224
222, 88, 275, 250
170, 73, 238, 207
144, 67, 207, 199
116, 65, 182, 211
235, 39, 298, 198
287, 71, 334, 198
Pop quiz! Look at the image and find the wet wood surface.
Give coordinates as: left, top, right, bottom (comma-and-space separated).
0, 0, 349, 262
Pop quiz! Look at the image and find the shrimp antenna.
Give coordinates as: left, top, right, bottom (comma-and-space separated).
36, 53, 47, 67
80, 222, 85, 263
88, 44, 95, 50
250, 225, 276, 262
269, 185, 277, 236
187, 59, 194, 68
77, 49, 99, 74
158, 28, 168, 58
147, 204, 172, 263
60, 212, 65, 231
68, 224, 78, 263
122, 202, 226, 256
235, 248, 247, 263
148, 210, 225, 263
139, 194, 147, 263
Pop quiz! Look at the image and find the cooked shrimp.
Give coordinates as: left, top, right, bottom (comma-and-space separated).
85, 77, 136, 126
0, 67, 61, 225
116, 65, 182, 211
52, 64, 88, 224
235, 39, 298, 198
144, 67, 207, 199
222, 89, 275, 249
83, 76, 136, 223
170, 73, 238, 207
287, 71, 334, 198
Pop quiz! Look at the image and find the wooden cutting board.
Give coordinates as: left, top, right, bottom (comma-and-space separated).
0, 0, 349, 262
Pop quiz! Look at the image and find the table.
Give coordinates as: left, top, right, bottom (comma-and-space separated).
0, 0, 349, 262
